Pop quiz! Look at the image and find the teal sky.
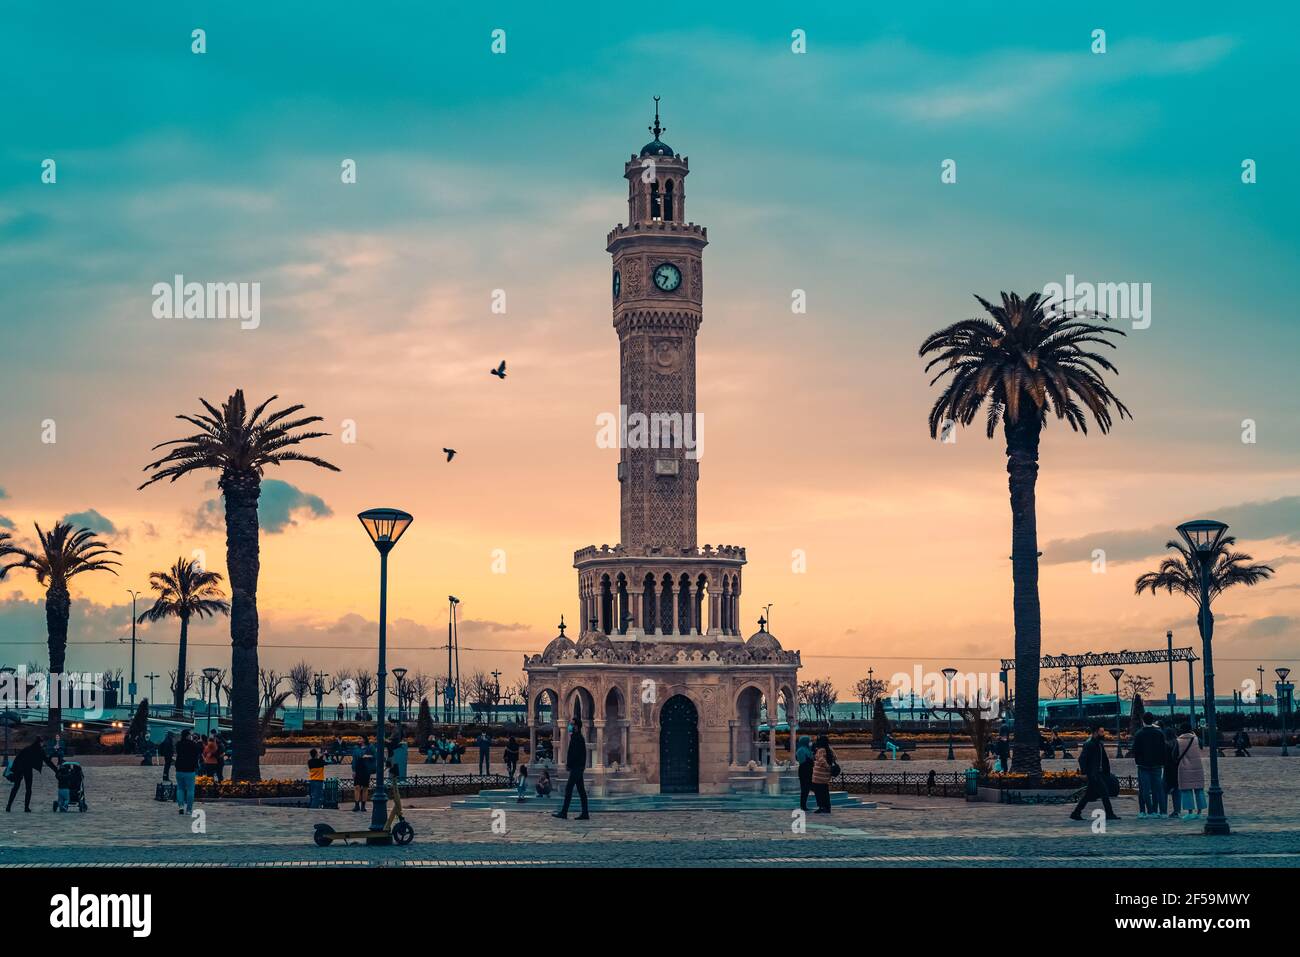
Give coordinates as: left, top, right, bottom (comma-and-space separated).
1, 2, 1297, 695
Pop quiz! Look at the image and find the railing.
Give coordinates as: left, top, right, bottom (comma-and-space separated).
831, 771, 969, 799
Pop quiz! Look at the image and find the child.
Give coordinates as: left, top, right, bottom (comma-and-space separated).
54, 758, 73, 812
515, 762, 529, 803
535, 767, 552, 798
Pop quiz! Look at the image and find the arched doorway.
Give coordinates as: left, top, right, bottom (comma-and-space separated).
658, 695, 699, 793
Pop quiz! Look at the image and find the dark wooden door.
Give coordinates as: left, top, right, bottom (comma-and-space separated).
658, 695, 699, 793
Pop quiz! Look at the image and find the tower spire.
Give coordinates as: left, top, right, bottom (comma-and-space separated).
649, 95, 665, 140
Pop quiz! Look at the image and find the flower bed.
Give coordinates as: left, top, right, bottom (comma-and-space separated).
154, 777, 339, 807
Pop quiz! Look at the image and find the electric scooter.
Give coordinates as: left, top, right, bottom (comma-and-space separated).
313, 768, 414, 846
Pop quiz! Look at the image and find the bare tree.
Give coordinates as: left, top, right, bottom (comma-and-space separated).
466, 669, 495, 720
258, 669, 284, 712
406, 671, 432, 711
1042, 670, 1099, 700
853, 676, 888, 718
288, 660, 313, 711
169, 669, 194, 704
802, 678, 837, 722
353, 669, 376, 712
1123, 673, 1155, 700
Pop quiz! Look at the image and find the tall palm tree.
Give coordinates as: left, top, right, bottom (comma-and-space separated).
139, 390, 338, 780
920, 292, 1132, 773
1135, 536, 1274, 632
138, 557, 231, 712
13, 523, 121, 731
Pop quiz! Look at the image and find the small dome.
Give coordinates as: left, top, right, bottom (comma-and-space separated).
541, 631, 576, 662
746, 629, 782, 652
576, 630, 613, 651
640, 138, 674, 158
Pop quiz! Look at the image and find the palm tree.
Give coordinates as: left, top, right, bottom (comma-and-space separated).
920, 292, 1132, 773
137, 558, 231, 712
0, 530, 21, 579
1135, 536, 1274, 633
13, 523, 121, 732
139, 390, 339, 780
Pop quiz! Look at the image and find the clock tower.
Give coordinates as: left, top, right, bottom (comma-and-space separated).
609, 98, 707, 550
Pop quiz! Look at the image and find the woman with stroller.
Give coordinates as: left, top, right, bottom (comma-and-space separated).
6, 736, 57, 813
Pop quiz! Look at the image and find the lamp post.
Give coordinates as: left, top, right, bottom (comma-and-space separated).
144, 673, 159, 704
490, 669, 502, 724
123, 589, 142, 706
447, 596, 460, 723
202, 667, 220, 736
1177, 519, 1230, 835
358, 507, 413, 838
392, 667, 407, 723
313, 671, 329, 722
1165, 630, 1176, 717
1276, 668, 1292, 757
1257, 665, 1266, 727
942, 667, 958, 760
1109, 667, 1125, 757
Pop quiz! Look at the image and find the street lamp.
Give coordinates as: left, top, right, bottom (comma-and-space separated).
1109, 667, 1125, 757
358, 507, 414, 839
1165, 630, 1176, 717
145, 673, 160, 704
392, 667, 407, 723
1176, 518, 1230, 835
123, 589, 142, 706
202, 667, 220, 736
447, 596, 461, 723
942, 667, 958, 760
1277, 667, 1293, 757
313, 671, 330, 722
491, 669, 502, 724
1257, 665, 1266, 726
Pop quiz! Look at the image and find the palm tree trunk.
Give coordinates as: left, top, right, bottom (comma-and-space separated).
222, 474, 262, 781
1005, 415, 1043, 774
174, 613, 190, 712
45, 583, 71, 735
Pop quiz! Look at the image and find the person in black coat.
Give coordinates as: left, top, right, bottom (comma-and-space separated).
6, 736, 57, 812
158, 732, 175, 781
552, 718, 590, 820
1069, 724, 1119, 822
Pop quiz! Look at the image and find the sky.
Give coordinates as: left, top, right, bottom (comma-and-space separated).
1, 1, 1297, 705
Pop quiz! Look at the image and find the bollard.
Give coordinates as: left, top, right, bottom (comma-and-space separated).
965, 767, 980, 802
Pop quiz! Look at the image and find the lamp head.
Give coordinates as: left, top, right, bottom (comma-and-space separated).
1278, 667, 1292, 683
1176, 519, 1228, 559
358, 508, 414, 554
941, 667, 959, 680
391, 667, 407, 681
1109, 667, 1125, 681
202, 667, 220, 681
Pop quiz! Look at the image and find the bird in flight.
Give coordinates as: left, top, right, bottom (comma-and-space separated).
442, 448, 457, 462
490, 360, 507, 379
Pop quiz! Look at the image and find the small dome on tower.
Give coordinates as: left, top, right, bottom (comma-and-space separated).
540, 616, 576, 662
746, 616, 782, 652
639, 96, 673, 158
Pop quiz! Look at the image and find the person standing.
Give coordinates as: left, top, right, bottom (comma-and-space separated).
201, 734, 219, 780
159, 731, 175, 781
1175, 724, 1207, 819
553, 718, 589, 820
351, 736, 374, 812
810, 734, 836, 813
477, 731, 492, 774
795, 735, 814, 811
6, 736, 56, 812
173, 729, 200, 815
1069, 724, 1119, 822
213, 734, 227, 782
1162, 725, 1181, 818
307, 748, 326, 809
1131, 712, 1168, 818
503, 735, 520, 783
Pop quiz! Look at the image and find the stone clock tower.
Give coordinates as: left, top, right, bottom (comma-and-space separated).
609, 99, 706, 550
519, 102, 802, 798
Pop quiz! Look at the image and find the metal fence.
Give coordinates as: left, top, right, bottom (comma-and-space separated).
831, 771, 969, 798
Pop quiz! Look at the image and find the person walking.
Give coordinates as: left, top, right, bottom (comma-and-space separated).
307, 748, 326, 809
158, 731, 175, 782
996, 732, 1012, 773
810, 734, 837, 813
1131, 712, 1168, 818
553, 718, 589, 820
1175, 724, 1207, 819
387, 731, 408, 781
503, 735, 520, 783
5, 736, 56, 812
351, 735, 373, 812
336, 702, 344, 721
173, 729, 200, 815
1162, 725, 1181, 818
476, 731, 492, 774
201, 734, 219, 780
1069, 724, 1120, 822
794, 734, 814, 811
213, 734, 227, 782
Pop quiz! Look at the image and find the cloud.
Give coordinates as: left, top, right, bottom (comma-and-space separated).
1233, 615, 1298, 641
1041, 496, 1300, 566
59, 509, 117, 535
0, 515, 14, 530
193, 479, 332, 535
0, 486, 7, 498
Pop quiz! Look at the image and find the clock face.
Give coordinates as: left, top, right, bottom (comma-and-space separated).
653, 262, 682, 292
613, 270, 621, 299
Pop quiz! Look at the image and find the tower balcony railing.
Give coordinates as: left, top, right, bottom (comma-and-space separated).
574, 543, 746, 564
606, 221, 707, 245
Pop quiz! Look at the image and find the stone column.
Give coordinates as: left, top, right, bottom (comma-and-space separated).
646, 579, 659, 636
709, 591, 721, 636
528, 721, 537, 761
593, 719, 606, 768
768, 677, 778, 768
629, 591, 642, 634
728, 718, 738, 767
621, 722, 629, 768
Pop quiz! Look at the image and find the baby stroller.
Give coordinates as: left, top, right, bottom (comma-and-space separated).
52, 761, 87, 812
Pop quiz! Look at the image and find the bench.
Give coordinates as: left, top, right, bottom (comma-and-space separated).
875, 739, 915, 760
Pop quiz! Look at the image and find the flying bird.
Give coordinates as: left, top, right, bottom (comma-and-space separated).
442, 448, 457, 462
490, 361, 507, 379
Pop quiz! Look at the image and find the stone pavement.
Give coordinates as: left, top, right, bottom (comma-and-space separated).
1, 754, 1296, 867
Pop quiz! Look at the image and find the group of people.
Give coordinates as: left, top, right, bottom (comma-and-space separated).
1072, 714, 1210, 821
422, 734, 466, 764
4, 736, 83, 813
795, 734, 840, 814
